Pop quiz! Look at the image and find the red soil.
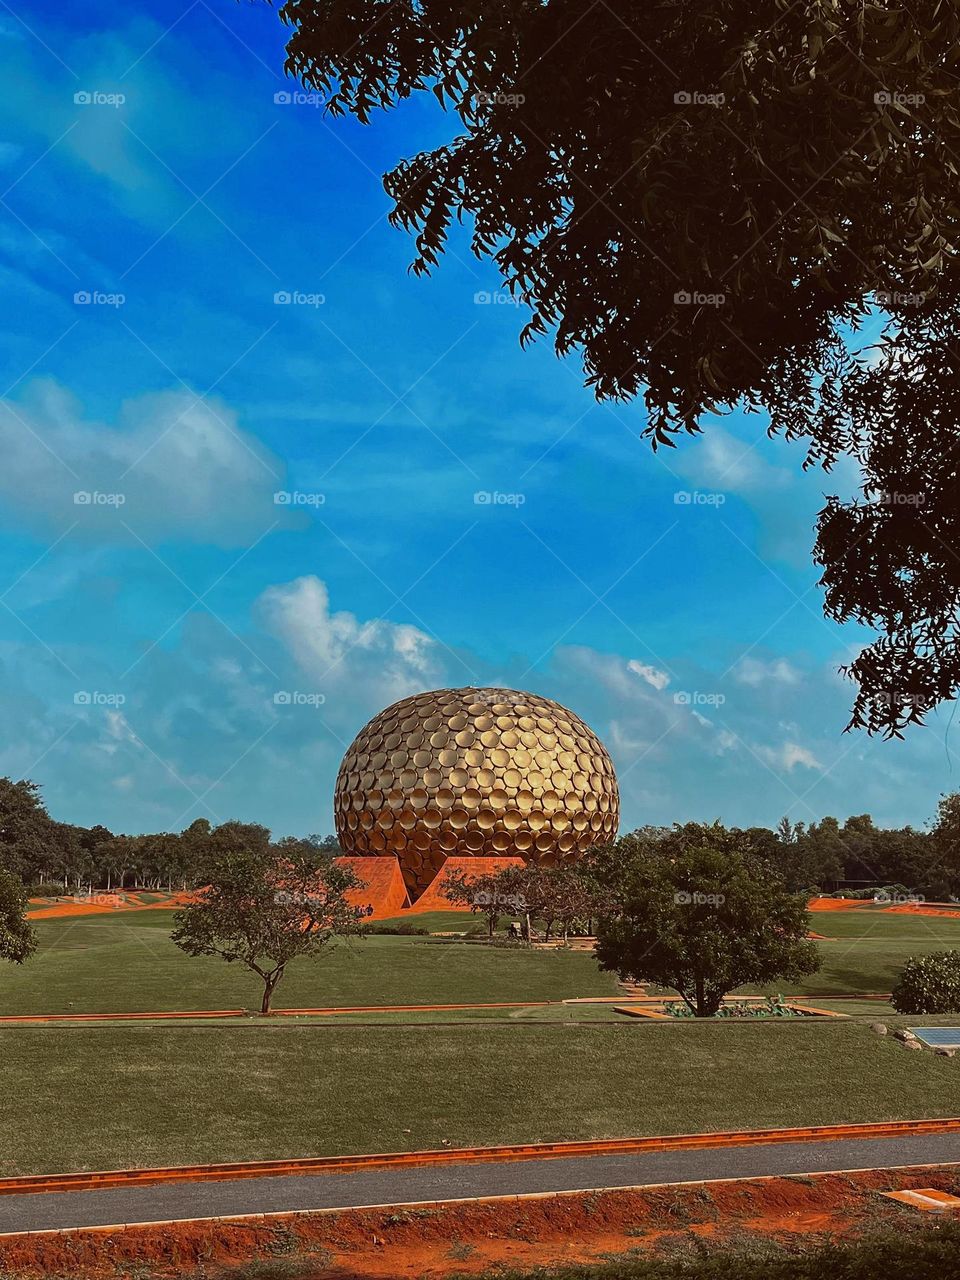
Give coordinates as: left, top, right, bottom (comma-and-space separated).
807, 897, 870, 911
885, 903, 960, 919
26, 891, 198, 920
3, 1167, 957, 1279
406, 856, 525, 914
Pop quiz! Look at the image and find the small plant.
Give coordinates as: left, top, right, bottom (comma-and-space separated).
447, 1241, 475, 1261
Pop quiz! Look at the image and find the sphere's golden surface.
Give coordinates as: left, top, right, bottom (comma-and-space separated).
334, 687, 619, 899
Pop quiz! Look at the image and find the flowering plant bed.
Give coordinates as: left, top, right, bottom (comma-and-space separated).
666, 997, 809, 1018
617, 996, 845, 1020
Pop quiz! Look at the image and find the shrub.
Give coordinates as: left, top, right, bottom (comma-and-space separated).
23, 882, 68, 898
891, 950, 960, 1014
360, 922, 429, 936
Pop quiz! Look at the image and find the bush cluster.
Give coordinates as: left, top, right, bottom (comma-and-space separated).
892, 950, 960, 1014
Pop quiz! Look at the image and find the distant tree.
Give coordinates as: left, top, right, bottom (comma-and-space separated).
792, 817, 846, 892
442, 865, 528, 938
306, 834, 342, 857
538, 866, 603, 943
595, 824, 819, 1017
276, 1, 960, 735
171, 836, 366, 1014
926, 794, 960, 900
0, 779, 78, 885
0, 869, 36, 971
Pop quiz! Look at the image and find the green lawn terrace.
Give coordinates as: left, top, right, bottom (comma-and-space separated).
6, 902, 960, 1018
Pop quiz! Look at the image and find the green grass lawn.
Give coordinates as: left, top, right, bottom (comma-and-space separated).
776, 908, 960, 996
0, 912, 618, 1015
2, 1019, 959, 1175
5, 908, 960, 1017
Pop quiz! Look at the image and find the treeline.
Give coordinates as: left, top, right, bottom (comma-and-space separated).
0, 779, 340, 893
1, 775, 959, 899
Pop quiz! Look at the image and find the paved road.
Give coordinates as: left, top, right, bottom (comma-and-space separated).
2, 1134, 959, 1235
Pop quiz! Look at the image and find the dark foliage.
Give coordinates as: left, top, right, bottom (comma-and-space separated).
277, 1, 960, 734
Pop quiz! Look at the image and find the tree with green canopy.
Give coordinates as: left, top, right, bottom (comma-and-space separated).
171, 835, 368, 1014
594, 824, 819, 1016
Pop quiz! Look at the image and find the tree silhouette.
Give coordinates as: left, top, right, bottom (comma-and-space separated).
276, 1, 960, 735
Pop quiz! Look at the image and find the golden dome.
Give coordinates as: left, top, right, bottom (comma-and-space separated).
334, 687, 619, 899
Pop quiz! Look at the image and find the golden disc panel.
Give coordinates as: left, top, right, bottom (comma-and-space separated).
334, 686, 620, 898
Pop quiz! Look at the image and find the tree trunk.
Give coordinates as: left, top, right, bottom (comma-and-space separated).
260, 970, 283, 1015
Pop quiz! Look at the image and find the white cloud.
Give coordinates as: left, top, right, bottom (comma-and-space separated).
627, 659, 670, 691
259, 575, 440, 704
675, 425, 792, 496
0, 380, 289, 546
734, 656, 802, 687
757, 741, 822, 772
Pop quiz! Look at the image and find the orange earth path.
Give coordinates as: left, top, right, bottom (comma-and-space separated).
885, 902, 960, 919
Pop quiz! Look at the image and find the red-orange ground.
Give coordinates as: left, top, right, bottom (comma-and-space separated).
807, 896, 870, 911
26, 891, 199, 920
885, 902, 960, 919
1, 1167, 956, 1279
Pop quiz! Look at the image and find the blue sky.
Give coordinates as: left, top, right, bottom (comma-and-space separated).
0, 0, 952, 840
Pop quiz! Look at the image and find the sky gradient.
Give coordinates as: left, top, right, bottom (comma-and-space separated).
0, 0, 953, 841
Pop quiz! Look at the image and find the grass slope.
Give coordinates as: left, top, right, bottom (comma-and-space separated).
2, 1019, 959, 1174
0, 913, 617, 1015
